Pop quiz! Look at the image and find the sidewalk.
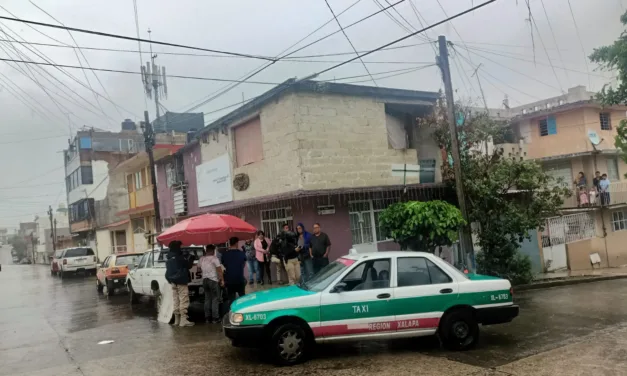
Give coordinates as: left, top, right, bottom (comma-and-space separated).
517, 266, 627, 291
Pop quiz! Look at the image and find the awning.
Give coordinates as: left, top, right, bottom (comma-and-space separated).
100, 219, 130, 230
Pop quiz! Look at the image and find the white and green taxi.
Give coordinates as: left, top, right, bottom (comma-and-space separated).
223, 251, 518, 365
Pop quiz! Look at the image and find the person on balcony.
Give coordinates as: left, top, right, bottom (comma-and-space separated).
600, 174, 611, 206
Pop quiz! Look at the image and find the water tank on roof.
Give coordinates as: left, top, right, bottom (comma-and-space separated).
121, 119, 137, 132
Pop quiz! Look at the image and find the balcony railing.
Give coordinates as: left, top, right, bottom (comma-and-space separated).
562, 181, 627, 208
129, 185, 153, 209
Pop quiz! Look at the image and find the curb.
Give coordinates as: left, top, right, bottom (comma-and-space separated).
516, 274, 627, 291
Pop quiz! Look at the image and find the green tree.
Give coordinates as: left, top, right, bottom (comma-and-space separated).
425, 99, 571, 284
590, 13, 627, 176
378, 200, 465, 253
589, 11, 627, 105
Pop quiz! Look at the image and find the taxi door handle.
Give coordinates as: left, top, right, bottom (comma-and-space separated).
377, 293, 391, 299
440, 288, 453, 294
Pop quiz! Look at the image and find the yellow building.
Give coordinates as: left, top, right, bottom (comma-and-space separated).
507, 86, 627, 271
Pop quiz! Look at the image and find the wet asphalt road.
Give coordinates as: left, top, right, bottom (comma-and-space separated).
2, 262, 627, 376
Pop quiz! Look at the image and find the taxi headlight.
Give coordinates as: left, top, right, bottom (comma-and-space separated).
231, 313, 244, 324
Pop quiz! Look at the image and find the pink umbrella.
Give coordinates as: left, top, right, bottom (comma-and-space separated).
156, 213, 257, 246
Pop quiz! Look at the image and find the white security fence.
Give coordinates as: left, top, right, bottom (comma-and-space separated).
541, 212, 596, 271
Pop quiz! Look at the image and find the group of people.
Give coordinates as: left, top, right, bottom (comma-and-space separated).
245, 222, 332, 286
163, 222, 332, 326
575, 171, 611, 207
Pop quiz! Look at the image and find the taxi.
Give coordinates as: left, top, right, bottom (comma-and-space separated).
96, 252, 142, 296
223, 251, 519, 365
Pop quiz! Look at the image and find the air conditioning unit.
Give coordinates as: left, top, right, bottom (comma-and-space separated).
173, 186, 187, 216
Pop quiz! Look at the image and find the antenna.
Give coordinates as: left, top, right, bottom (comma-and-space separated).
140, 28, 168, 130
588, 129, 601, 146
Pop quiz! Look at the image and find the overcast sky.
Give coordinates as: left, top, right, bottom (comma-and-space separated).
0, 0, 623, 229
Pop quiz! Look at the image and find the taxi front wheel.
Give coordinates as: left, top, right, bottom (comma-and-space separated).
439, 309, 479, 351
269, 323, 309, 366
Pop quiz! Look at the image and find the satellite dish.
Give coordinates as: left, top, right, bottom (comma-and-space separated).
588, 129, 601, 146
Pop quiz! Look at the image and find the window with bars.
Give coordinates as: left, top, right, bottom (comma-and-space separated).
348, 199, 396, 245
131, 217, 145, 234
612, 210, 627, 231
600, 113, 612, 130
539, 116, 557, 137
260, 207, 293, 239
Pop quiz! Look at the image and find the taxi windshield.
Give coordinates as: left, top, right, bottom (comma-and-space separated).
303, 258, 355, 292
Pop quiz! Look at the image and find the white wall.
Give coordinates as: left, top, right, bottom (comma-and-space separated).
67, 160, 109, 205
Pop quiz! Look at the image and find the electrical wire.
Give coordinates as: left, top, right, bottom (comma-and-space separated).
0, 21, 125, 124
30, 1, 123, 123
524, 0, 563, 92
341, 64, 436, 84
324, 0, 377, 86
0, 57, 282, 84
0, 133, 66, 145
0, 165, 65, 189
178, 0, 404, 114
132, 0, 148, 110
0, 14, 275, 61
311, 0, 498, 79
566, 0, 591, 89
539, 0, 570, 87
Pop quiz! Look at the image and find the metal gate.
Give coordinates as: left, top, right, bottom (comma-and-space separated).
541, 213, 595, 271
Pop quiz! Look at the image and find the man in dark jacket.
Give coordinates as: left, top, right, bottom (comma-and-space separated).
277, 224, 300, 285
165, 240, 195, 327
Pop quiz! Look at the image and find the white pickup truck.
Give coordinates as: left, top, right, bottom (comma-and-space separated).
126, 246, 205, 311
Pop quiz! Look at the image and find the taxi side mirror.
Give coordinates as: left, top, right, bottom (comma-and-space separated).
133, 264, 138, 269
331, 282, 347, 293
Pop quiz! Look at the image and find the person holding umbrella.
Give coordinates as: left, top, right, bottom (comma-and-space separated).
165, 240, 195, 327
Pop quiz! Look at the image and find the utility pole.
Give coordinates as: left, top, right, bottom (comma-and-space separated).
437, 35, 475, 271
53, 218, 58, 251
48, 205, 56, 253
142, 111, 162, 234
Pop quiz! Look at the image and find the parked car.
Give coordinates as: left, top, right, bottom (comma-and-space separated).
96, 252, 142, 296
126, 246, 204, 309
57, 247, 97, 278
50, 250, 64, 276
223, 251, 519, 365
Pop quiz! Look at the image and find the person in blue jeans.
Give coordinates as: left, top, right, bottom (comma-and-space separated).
296, 223, 313, 283
242, 239, 260, 284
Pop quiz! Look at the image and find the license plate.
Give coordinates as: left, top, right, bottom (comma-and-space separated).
114, 279, 119, 283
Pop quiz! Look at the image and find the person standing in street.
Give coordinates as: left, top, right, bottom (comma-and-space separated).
165, 240, 195, 327
243, 239, 260, 285
254, 230, 271, 285
310, 223, 331, 274
278, 223, 300, 285
221, 237, 247, 309
296, 223, 313, 283
269, 235, 286, 284
199, 245, 224, 324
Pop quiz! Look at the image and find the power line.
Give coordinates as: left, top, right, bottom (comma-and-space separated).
0, 182, 64, 190
0, 166, 65, 189
463, 47, 561, 92
0, 14, 275, 61
0, 133, 66, 145
0, 57, 282, 84
132, 0, 148, 110
0, 6, 138, 119
464, 45, 610, 78
0, 22, 121, 126
30, 1, 123, 122
342, 64, 435, 84
29, 1, 117, 128
324, 0, 377, 86
539, 0, 570, 87
311, 0, 499, 79
566, 0, 591, 89
178, 0, 403, 113
524, 0, 563, 93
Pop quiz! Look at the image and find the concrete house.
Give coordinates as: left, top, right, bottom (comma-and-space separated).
156, 80, 456, 262
505, 86, 627, 271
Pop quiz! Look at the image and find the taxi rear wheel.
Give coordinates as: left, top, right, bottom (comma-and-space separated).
439, 309, 479, 351
269, 323, 309, 366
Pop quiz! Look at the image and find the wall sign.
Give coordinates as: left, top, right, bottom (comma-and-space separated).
196, 154, 233, 208
317, 205, 335, 215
